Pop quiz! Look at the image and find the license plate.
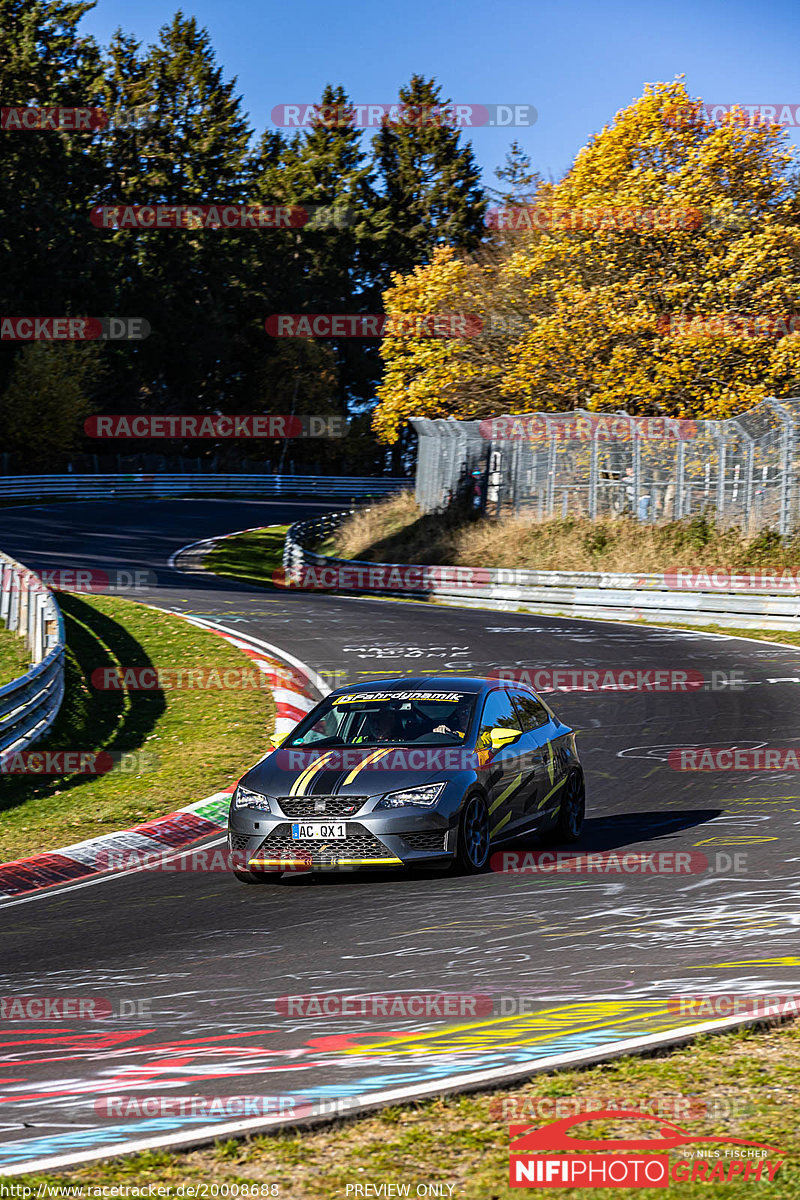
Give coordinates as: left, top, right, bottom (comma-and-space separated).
291, 822, 347, 840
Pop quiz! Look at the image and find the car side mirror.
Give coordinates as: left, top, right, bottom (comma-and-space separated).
489, 727, 523, 751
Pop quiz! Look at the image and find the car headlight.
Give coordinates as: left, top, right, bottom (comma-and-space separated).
375, 782, 447, 810
233, 785, 272, 812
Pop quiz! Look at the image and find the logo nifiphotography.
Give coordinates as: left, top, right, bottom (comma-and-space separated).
509, 1109, 784, 1187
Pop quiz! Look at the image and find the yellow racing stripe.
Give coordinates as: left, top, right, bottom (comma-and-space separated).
342, 748, 392, 785
289, 751, 336, 796
489, 772, 523, 815
490, 811, 512, 837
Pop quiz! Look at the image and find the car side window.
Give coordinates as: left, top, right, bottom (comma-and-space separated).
511, 690, 550, 732
477, 689, 520, 747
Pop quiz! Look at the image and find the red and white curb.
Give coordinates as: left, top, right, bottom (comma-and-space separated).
0, 616, 324, 902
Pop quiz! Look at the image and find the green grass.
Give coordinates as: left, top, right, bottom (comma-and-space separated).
8, 1019, 798, 1196
203, 525, 289, 589
0, 592, 274, 861
0, 620, 30, 686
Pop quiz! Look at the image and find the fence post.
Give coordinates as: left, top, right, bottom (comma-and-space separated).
588, 435, 598, 519
546, 429, 556, 517
675, 441, 686, 519
743, 437, 755, 531
632, 430, 642, 520
779, 419, 795, 535
716, 436, 727, 522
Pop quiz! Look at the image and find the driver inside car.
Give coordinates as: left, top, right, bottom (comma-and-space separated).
431, 698, 471, 739
353, 706, 405, 744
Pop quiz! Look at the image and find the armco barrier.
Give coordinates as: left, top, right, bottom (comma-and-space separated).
0, 553, 65, 755
283, 515, 800, 632
0, 474, 406, 501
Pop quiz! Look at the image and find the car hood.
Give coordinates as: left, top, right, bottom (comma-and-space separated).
242, 745, 473, 799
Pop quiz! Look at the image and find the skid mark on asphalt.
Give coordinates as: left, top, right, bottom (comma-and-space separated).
0, 1000, 742, 1167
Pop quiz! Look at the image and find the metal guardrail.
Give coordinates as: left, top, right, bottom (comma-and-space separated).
0, 474, 406, 501
283, 516, 800, 632
0, 554, 65, 756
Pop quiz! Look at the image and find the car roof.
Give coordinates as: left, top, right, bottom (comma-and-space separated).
326, 676, 519, 699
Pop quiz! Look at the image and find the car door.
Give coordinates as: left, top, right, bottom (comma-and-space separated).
511, 688, 568, 830
476, 687, 528, 843
509, 688, 556, 829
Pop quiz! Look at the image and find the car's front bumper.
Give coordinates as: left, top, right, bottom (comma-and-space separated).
228, 803, 457, 871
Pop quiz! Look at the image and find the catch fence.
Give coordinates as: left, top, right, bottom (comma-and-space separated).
411, 399, 800, 532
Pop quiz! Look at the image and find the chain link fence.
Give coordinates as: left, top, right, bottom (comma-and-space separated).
411, 398, 800, 533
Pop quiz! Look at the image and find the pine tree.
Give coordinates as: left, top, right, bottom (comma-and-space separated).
0, 0, 105, 390
492, 139, 541, 204
371, 75, 487, 283
96, 13, 258, 413
252, 84, 380, 412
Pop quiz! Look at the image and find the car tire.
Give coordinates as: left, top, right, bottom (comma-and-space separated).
547, 770, 586, 843
455, 792, 490, 873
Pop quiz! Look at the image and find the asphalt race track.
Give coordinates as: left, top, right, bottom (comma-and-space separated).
1, 499, 799, 1173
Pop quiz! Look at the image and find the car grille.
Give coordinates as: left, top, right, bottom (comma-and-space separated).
402, 830, 447, 851
276, 796, 368, 818
254, 822, 392, 864
229, 832, 251, 853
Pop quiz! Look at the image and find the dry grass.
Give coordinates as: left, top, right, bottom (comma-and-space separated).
334, 493, 800, 574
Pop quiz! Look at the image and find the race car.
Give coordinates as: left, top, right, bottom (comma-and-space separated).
227, 676, 585, 880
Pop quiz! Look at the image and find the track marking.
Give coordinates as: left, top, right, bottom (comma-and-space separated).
0, 838, 227, 910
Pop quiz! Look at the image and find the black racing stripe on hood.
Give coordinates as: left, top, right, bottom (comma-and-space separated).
306, 767, 347, 796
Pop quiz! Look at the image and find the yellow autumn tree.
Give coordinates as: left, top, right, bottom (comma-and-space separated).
373, 80, 800, 443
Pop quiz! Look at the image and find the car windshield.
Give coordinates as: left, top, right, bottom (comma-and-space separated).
284, 690, 478, 747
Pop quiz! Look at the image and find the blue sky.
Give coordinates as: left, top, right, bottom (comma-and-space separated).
80, 0, 800, 185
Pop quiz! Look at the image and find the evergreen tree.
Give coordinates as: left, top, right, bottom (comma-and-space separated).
0, 0, 105, 390
492, 139, 541, 204
252, 84, 380, 412
371, 75, 487, 284
95, 13, 259, 414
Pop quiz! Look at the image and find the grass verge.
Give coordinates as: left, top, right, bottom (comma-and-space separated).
0, 620, 30, 686
334, 493, 800, 575
0, 592, 273, 861
9, 1019, 799, 1196
203, 525, 289, 589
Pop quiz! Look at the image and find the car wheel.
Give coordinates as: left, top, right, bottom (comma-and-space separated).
551, 770, 585, 843
456, 792, 490, 873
